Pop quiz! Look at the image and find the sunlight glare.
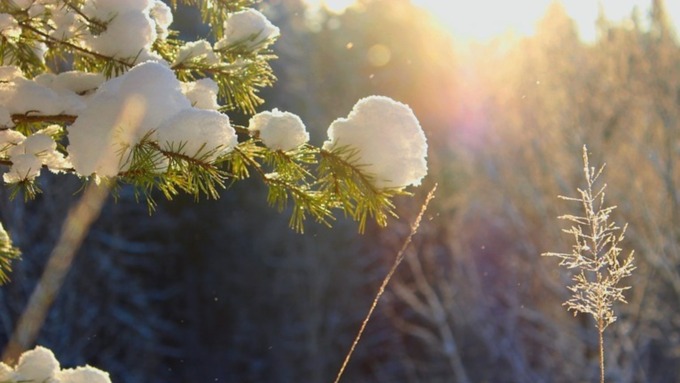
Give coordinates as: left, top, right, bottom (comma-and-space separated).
411, 0, 680, 42
308, 0, 356, 14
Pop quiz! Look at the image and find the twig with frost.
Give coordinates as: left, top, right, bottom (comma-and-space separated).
543, 146, 635, 383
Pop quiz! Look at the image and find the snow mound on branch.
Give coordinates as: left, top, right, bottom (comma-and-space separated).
82, 0, 153, 20
83, 10, 157, 59
55, 366, 112, 383
248, 109, 309, 151
0, 13, 20, 39
214, 9, 280, 51
67, 61, 191, 177
14, 346, 59, 383
174, 40, 219, 66
3, 153, 41, 183
150, 0, 173, 39
157, 109, 237, 162
80, 0, 168, 63
0, 346, 111, 383
181, 78, 220, 110
42, 71, 106, 95
323, 96, 428, 189
0, 71, 83, 115
7, 133, 71, 174
0, 107, 12, 128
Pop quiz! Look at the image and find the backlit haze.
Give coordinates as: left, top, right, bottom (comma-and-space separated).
305, 0, 680, 42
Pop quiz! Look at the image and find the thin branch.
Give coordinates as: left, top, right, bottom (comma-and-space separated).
332, 184, 437, 383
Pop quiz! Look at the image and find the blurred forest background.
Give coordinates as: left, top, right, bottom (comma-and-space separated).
2, 0, 680, 382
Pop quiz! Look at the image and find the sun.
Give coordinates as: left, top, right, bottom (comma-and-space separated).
305, 0, 357, 14
411, 0, 551, 41
301, 0, 678, 43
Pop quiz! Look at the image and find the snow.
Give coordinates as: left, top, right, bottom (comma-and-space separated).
0, 66, 22, 81
0, 347, 111, 383
0, 107, 13, 128
7, 133, 71, 173
3, 153, 41, 182
248, 109, 309, 151
0, 129, 25, 156
47, 6, 83, 41
0, 362, 13, 381
83, 11, 157, 60
0, 75, 82, 115
150, 0, 173, 39
49, 71, 106, 94
67, 61, 191, 177
174, 40, 219, 66
8, 0, 34, 10
0, 14, 21, 39
157, 108, 237, 162
214, 9, 280, 51
323, 96, 428, 189
181, 78, 220, 110
82, 0, 152, 20
55, 366, 112, 383
14, 346, 59, 383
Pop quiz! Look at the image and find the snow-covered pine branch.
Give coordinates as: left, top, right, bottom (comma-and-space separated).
0, 0, 430, 378
1, 0, 428, 234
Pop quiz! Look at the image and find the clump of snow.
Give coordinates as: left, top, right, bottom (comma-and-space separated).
7, 132, 71, 173
323, 96, 428, 189
248, 109, 309, 151
0, 74, 83, 115
0, 14, 21, 39
174, 40, 219, 66
27, 3, 45, 18
14, 346, 59, 382
32, 41, 48, 63
150, 0, 172, 39
3, 153, 41, 183
0, 129, 25, 156
47, 6, 84, 41
82, 0, 152, 20
0, 107, 13, 128
9, 0, 34, 10
67, 61, 191, 177
0, 66, 22, 81
214, 9, 280, 51
0, 362, 13, 381
55, 366, 112, 383
83, 11, 157, 60
157, 108, 237, 162
0, 346, 111, 383
180, 78, 220, 110
50, 71, 106, 94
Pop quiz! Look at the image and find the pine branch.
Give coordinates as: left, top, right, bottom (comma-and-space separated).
0, 222, 21, 285
318, 147, 406, 232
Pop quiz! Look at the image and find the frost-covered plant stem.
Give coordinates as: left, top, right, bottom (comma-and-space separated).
543, 146, 635, 383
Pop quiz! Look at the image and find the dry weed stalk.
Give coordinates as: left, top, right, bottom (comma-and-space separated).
333, 184, 437, 383
543, 146, 635, 383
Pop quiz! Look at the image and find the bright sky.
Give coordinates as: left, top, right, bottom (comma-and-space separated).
305, 0, 680, 42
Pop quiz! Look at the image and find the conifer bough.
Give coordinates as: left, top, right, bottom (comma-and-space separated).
0, 0, 429, 379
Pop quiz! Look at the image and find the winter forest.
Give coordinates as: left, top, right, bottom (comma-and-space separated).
1, 0, 680, 382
